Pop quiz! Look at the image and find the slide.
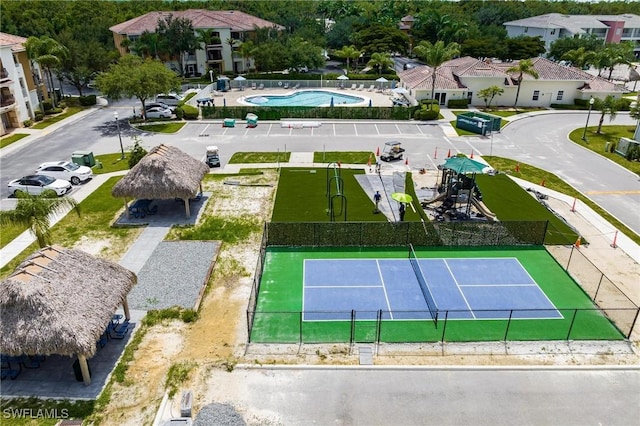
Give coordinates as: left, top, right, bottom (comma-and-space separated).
471, 197, 497, 221
421, 193, 447, 206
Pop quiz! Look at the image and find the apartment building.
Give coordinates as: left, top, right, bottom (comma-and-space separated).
110, 9, 284, 76
0, 32, 45, 136
504, 13, 640, 58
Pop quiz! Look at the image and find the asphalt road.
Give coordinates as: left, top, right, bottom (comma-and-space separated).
1, 101, 639, 235
207, 366, 640, 426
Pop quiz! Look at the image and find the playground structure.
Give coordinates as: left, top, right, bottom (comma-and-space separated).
421, 157, 496, 222
326, 162, 347, 221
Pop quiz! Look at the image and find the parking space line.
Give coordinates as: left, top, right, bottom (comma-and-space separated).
200, 124, 210, 136
266, 124, 272, 136
333, 123, 336, 137
395, 124, 401, 134
375, 124, 380, 135
354, 123, 358, 137
417, 125, 425, 135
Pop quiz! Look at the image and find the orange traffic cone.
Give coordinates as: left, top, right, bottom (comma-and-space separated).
470, 150, 474, 159
515, 163, 520, 172
574, 237, 581, 248
338, 161, 341, 168
405, 157, 409, 165
540, 179, 545, 187
447, 149, 451, 158
376, 147, 380, 156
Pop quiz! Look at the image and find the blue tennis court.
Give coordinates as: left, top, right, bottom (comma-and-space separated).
302, 257, 563, 322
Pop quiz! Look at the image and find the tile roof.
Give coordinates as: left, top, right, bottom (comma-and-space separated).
0, 32, 27, 52
504, 13, 640, 31
110, 9, 284, 35
399, 56, 623, 93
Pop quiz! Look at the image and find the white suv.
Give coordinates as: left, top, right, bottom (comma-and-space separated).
35, 161, 93, 185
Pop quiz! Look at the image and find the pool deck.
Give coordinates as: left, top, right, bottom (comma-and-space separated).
192, 83, 405, 108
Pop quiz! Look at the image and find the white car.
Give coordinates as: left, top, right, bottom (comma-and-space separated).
35, 161, 93, 185
145, 106, 173, 119
8, 175, 72, 197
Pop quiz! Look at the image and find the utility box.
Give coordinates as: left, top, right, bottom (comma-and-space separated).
71, 151, 96, 167
223, 118, 235, 128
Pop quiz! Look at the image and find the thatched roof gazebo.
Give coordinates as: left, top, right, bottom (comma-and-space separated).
112, 144, 210, 218
0, 246, 136, 385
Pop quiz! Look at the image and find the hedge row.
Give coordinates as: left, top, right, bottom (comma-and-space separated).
200, 106, 415, 120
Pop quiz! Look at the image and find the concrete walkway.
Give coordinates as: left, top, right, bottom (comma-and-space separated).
118, 226, 172, 275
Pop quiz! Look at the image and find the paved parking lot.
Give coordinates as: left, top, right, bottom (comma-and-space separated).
187, 121, 439, 138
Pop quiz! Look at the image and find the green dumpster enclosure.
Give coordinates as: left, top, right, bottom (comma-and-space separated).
456, 112, 501, 135
71, 151, 96, 167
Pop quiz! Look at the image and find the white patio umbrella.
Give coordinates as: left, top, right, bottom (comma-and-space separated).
376, 76, 389, 90
234, 75, 247, 90
337, 75, 350, 80
392, 87, 408, 94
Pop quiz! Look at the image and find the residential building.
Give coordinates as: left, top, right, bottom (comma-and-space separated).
398, 56, 624, 108
109, 9, 284, 76
0, 32, 46, 136
504, 13, 640, 58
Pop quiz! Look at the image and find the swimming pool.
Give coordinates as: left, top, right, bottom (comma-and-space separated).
241, 90, 367, 107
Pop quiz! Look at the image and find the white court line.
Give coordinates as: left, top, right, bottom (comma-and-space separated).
376, 259, 393, 320
442, 259, 476, 319
306, 285, 382, 289
457, 284, 537, 287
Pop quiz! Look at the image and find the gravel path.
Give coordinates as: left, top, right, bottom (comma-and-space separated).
128, 241, 220, 310
194, 403, 246, 426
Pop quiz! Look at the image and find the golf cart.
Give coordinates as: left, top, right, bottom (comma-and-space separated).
206, 146, 221, 167
380, 141, 405, 162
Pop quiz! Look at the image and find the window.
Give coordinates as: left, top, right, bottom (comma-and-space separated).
556, 91, 564, 101
532, 90, 540, 101
524, 27, 529, 33
550, 29, 556, 35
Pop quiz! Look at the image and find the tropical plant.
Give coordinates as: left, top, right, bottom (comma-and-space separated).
128, 136, 148, 168
0, 192, 80, 248
237, 40, 256, 73
413, 40, 460, 109
506, 59, 539, 109
561, 47, 595, 70
594, 95, 624, 134
477, 86, 505, 109
24, 36, 68, 108
131, 31, 163, 60
334, 45, 361, 72
155, 14, 199, 76
366, 52, 393, 75
95, 55, 180, 118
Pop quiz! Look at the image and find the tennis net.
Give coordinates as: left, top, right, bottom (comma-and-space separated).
409, 244, 439, 324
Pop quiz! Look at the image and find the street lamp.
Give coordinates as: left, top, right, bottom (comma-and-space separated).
114, 111, 125, 159
581, 97, 595, 142
209, 69, 214, 83
489, 117, 495, 158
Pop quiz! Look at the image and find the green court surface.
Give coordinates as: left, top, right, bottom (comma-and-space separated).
249, 246, 624, 343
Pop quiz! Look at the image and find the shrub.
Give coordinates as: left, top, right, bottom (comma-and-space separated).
626, 144, 640, 161
618, 97, 632, 111
448, 98, 469, 108
42, 100, 53, 111
22, 119, 33, 127
128, 136, 147, 168
181, 104, 199, 120
574, 98, 589, 107
34, 111, 43, 121
79, 95, 96, 106
64, 96, 81, 106
46, 107, 63, 115
174, 107, 185, 120
413, 107, 439, 120
609, 141, 617, 153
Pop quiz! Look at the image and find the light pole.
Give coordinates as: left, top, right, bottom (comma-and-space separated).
581, 97, 595, 142
209, 69, 214, 83
114, 111, 125, 159
489, 117, 494, 157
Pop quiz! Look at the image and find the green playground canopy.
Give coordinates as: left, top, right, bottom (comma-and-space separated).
442, 157, 487, 174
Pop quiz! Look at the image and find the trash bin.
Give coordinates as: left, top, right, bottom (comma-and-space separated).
71, 151, 96, 167
72, 358, 91, 382
223, 118, 235, 128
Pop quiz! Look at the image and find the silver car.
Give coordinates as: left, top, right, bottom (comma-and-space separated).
145, 106, 173, 119
8, 175, 72, 197
35, 161, 93, 185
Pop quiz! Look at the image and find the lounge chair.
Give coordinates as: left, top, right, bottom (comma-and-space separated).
367, 85, 375, 91
357, 84, 365, 91
350, 83, 357, 90
258, 83, 264, 90
293, 83, 300, 90
251, 83, 257, 90
283, 82, 289, 89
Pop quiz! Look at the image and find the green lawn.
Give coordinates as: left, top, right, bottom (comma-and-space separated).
272, 168, 388, 222
569, 125, 640, 176
31, 106, 85, 129
312, 151, 375, 164
485, 156, 640, 246
229, 151, 291, 163
0, 133, 29, 149
250, 246, 623, 343
475, 173, 578, 245
135, 122, 186, 133
92, 153, 131, 174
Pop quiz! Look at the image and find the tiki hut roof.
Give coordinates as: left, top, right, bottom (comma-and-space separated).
111, 144, 209, 200
0, 246, 136, 357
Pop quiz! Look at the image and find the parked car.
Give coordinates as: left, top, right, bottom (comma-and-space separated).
8, 175, 72, 197
35, 161, 93, 185
155, 93, 184, 108
145, 106, 173, 119
144, 102, 171, 111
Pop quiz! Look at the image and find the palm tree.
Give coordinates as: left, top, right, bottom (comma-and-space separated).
506, 59, 539, 110
334, 45, 361, 73
366, 52, 393, 76
0, 192, 80, 248
237, 40, 255, 72
413, 40, 460, 109
594, 95, 623, 134
561, 47, 595, 70
24, 36, 68, 109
